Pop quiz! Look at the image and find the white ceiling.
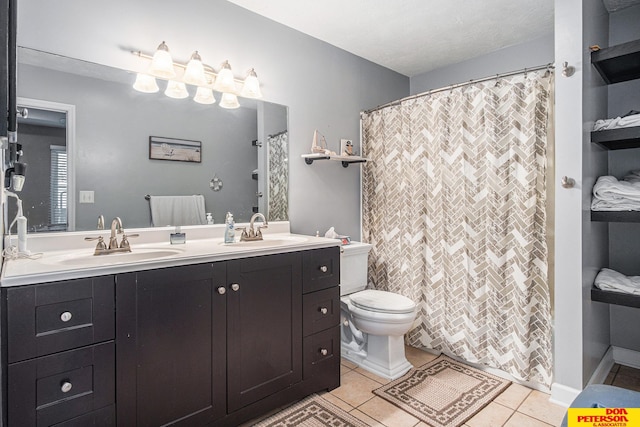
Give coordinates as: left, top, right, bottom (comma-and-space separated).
226, 0, 554, 77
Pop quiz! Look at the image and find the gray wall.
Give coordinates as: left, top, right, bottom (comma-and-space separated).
16, 0, 409, 239
604, 3, 640, 352
409, 34, 554, 95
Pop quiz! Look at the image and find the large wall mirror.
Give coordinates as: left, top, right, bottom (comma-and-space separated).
12, 47, 289, 233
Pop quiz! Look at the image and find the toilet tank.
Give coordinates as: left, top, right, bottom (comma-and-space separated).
340, 242, 372, 296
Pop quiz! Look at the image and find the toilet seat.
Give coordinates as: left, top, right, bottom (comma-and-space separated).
350, 289, 415, 314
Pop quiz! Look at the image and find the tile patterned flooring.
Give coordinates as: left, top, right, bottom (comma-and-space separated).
605, 363, 640, 392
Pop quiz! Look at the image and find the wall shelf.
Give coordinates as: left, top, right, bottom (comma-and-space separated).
301, 153, 369, 168
591, 127, 640, 150
591, 211, 640, 222
592, 287, 640, 308
591, 39, 640, 84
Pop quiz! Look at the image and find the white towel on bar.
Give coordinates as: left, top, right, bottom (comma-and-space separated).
591, 175, 640, 211
595, 268, 640, 295
149, 195, 207, 226
593, 113, 640, 131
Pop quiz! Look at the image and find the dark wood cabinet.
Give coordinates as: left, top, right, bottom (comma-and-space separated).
116, 263, 227, 427
226, 252, 302, 412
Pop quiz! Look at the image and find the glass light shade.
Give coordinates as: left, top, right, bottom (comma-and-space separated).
213, 60, 237, 93
164, 81, 189, 99
219, 92, 240, 109
183, 51, 207, 86
240, 69, 262, 98
133, 73, 159, 93
149, 41, 176, 79
193, 87, 216, 105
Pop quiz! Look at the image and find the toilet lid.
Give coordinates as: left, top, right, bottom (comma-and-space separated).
350, 290, 416, 314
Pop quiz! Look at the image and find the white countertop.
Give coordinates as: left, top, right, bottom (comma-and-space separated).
1, 225, 340, 287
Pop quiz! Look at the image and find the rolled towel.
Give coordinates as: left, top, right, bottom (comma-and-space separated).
595, 268, 640, 295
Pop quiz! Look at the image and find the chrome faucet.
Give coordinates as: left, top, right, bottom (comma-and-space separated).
109, 217, 123, 249
239, 213, 269, 241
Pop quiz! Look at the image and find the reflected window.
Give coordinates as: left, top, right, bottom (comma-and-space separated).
49, 145, 67, 227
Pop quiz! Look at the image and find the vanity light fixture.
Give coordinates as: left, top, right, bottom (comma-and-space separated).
193, 87, 216, 105
164, 80, 189, 99
219, 92, 240, 109
183, 51, 207, 86
240, 68, 263, 99
149, 41, 176, 79
132, 42, 263, 108
133, 73, 160, 93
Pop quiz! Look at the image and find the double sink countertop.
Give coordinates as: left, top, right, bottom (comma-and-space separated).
1, 222, 341, 287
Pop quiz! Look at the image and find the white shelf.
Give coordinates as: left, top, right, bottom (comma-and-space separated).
301, 153, 369, 167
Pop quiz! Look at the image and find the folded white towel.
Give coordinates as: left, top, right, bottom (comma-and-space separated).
149, 195, 207, 226
594, 113, 640, 131
595, 268, 640, 295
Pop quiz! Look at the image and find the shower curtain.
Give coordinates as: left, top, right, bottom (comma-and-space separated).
361, 70, 553, 387
267, 131, 289, 221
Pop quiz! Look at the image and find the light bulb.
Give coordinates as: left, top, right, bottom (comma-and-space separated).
240, 68, 262, 98
213, 60, 237, 93
183, 51, 207, 86
149, 41, 176, 79
219, 92, 240, 109
133, 73, 159, 93
164, 81, 189, 99
194, 87, 216, 105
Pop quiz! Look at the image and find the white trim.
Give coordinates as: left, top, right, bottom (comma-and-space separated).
612, 346, 640, 370
550, 382, 580, 407
17, 97, 76, 231
588, 346, 615, 386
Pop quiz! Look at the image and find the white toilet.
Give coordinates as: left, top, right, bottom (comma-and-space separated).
340, 242, 417, 380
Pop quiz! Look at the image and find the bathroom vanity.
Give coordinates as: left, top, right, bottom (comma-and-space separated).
0, 227, 341, 427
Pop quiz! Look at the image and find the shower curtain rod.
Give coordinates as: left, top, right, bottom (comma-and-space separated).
268, 130, 288, 138
362, 62, 555, 115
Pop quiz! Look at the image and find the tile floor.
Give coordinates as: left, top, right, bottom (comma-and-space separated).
605, 363, 640, 392
318, 346, 567, 427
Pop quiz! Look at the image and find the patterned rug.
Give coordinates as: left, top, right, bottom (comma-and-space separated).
374, 355, 511, 427
252, 394, 368, 427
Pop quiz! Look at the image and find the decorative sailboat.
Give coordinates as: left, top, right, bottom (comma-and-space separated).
311, 130, 335, 155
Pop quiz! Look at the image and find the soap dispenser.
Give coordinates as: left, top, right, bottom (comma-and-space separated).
224, 212, 235, 243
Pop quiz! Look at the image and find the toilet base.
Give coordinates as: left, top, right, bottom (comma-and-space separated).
341, 334, 413, 380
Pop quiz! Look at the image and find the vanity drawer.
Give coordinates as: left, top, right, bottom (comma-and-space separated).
8, 341, 115, 427
6, 276, 115, 363
303, 325, 340, 384
302, 247, 340, 293
50, 405, 114, 427
303, 286, 340, 336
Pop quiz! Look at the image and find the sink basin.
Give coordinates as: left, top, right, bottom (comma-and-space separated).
220, 235, 308, 248
43, 247, 185, 267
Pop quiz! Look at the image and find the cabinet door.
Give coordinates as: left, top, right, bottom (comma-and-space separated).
226, 252, 302, 412
116, 263, 226, 427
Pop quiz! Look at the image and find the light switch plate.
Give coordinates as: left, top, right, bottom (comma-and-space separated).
79, 190, 94, 204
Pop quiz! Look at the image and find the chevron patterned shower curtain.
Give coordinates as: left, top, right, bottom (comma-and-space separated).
361, 70, 553, 387
267, 132, 289, 221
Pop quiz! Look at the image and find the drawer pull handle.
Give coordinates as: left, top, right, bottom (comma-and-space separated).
60, 311, 73, 322
320, 307, 328, 315
320, 348, 328, 356
319, 265, 328, 273
61, 381, 73, 393
217, 287, 226, 295
231, 283, 240, 292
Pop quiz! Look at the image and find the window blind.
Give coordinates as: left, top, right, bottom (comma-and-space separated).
49, 145, 67, 226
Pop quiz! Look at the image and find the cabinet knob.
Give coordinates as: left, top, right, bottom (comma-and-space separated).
60, 311, 73, 322
217, 287, 226, 295
61, 381, 73, 393
320, 307, 328, 315
320, 348, 328, 356
319, 265, 328, 273
231, 283, 240, 292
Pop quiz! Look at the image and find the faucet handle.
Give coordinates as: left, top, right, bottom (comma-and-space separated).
235, 226, 248, 239
85, 236, 107, 253
97, 215, 105, 230
119, 233, 139, 250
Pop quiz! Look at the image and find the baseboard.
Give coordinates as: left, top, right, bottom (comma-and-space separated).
550, 383, 580, 407
612, 346, 640, 369
587, 346, 615, 386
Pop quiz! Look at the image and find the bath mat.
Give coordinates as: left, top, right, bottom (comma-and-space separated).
374, 354, 511, 427
252, 394, 368, 427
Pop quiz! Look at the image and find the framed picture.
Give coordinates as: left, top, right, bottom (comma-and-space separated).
149, 136, 202, 163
